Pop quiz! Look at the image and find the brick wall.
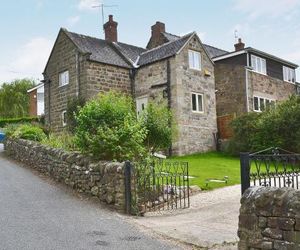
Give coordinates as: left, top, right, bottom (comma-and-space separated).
238, 187, 300, 249
217, 114, 235, 139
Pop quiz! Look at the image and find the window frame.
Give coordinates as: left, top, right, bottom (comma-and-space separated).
59, 70, 69, 87
251, 55, 267, 75
191, 92, 204, 113
188, 50, 202, 71
253, 96, 275, 112
283, 66, 296, 83
61, 110, 67, 127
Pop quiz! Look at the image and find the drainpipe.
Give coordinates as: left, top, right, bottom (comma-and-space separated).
129, 68, 137, 99
167, 59, 172, 156
75, 52, 80, 97
245, 52, 250, 112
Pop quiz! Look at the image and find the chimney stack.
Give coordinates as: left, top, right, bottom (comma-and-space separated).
147, 21, 166, 49
234, 38, 245, 51
103, 15, 118, 42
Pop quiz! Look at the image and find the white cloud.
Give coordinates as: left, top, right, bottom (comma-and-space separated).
67, 16, 80, 27
77, 0, 101, 11
0, 37, 53, 83
233, 0, 300, 19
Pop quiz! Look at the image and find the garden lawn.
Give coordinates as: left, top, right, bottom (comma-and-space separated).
170, 151, 240, 190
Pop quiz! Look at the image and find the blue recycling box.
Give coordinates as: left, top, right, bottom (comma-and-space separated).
0, 132, 5, 142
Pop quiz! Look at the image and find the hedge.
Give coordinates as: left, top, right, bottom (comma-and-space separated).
0, 117, 40, 128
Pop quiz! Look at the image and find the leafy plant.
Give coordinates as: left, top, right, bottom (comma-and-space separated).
41, 132, 77, 151
10, 124, 46, 142
75, 91, 147, 161
0, 117, 39, 128
66, 97, 85, 133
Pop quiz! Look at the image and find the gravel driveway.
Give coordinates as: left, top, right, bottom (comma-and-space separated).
132, 185, 241, 249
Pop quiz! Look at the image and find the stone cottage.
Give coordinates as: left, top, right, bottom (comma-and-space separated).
43, 15, 219, 155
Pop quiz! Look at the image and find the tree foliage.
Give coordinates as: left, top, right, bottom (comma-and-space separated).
230, 95, 300, 153
0, 79, 36, 118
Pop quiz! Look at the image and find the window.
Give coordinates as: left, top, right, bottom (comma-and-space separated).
251, 55, 267, 75
253, 96, 275, 112
283, 66, 296, 83
188, 50, 201, 70
59, 70, 69, 87
191, 93, 204, 113
136, 96, 148, 116
62, 110, 67, 126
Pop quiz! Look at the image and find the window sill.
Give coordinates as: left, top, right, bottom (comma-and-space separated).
252, 71, 267, 77
192, 110, 205, 114
59, 83, 69, 88
189, 67, 202, 72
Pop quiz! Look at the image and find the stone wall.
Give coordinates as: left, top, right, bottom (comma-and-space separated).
4, 139, 126, 211
248, 71, 297, 111
215, 63, 247, 117
238, 187, 300, 250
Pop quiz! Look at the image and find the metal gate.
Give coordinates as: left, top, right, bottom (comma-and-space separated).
240, 147, 300, 194
124, 160, 190, 215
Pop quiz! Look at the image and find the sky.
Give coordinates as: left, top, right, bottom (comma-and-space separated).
0, 0, 300, 84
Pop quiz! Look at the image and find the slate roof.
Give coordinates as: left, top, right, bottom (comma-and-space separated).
202, 44, 229, 58
65, 29, 145, 68
137, 33, 193, 66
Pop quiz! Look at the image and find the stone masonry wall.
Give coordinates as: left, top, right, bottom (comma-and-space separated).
171, 35, 217, 155
238, 187, 300, 250
4, 139, 126, 212
214, 63, 247, 117
248, 71, 296, 111
85, 61, 131, 99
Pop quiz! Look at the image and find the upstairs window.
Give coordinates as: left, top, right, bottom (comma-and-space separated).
191, 92, 204, 113
188, 50, 201, 70
59, 70, 69, 87
251, 55, 266, 75
283, 66, 296, 83
253, 96, 275, 112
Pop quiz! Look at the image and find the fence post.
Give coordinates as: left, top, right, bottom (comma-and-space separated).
124, 161, 132, 214
240, 152, 250, 195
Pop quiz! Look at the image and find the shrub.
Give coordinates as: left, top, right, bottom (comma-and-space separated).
41, 132, 77, 151
140, 101, 174, 153
75, 91, 147, 161
0, 117, 39, 128
229, 95, 300, 153
10, 124, 46, 142
66, 97, 85, 133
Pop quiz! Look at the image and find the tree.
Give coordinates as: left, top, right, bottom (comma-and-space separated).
0, 79, 36, 118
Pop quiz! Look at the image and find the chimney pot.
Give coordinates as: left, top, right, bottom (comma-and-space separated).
234, 38, 245, 51
103, 15, 118, 42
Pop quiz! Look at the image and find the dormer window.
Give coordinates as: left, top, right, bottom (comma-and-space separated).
283, 66, 296, 83
188, 50, 201, 70
251, 55, 266, 75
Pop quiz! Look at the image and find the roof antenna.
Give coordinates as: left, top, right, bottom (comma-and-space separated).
234, 29, 238, 42
92, 2, 118, 33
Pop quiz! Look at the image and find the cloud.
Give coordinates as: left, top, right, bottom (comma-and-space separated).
233, 0, 300, 19
0, 37, 53, 83
67, 16, 80, 27
77, 0, 101, 11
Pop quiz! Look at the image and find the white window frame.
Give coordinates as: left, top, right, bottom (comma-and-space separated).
283, 66, 296, 83
136, 96, 148, 116
251, 55, 267, 75
62, 110, 67, 126
253, 96, 275, 112
188, 50, 202, 71
59, 70, 69, 87
191, 92, 204, 113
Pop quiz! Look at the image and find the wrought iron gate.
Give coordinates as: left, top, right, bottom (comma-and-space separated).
125, 160, 190, 215
240, 147, 300, 194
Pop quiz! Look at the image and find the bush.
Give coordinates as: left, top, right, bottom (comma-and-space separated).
75, 91, 147, 161
140, 101, 174, 153
41, 132, 77, 151
9, 124, 46, 142
0, 117, 39, 128
230, 95, 300, 153
66, 97, 85, 133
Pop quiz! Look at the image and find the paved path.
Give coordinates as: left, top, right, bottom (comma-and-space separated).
0, 144, 180, 250
132, 185, 241, 249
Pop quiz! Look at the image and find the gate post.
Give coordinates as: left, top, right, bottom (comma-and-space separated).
124, 161, 132, 214
240, 152, 250, 195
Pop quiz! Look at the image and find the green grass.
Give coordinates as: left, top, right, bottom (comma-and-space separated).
169, 151, 240, 190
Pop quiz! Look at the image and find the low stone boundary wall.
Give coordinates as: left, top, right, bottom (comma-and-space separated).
238, 187, 300, 249
4, 138, 126, 211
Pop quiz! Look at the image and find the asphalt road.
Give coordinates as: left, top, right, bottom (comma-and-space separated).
0, 144, 179, 250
